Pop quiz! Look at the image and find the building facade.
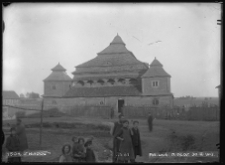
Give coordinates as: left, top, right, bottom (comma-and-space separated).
2, 91, 20, 106
2, 91, 20, 120
43, 63, 72, 97
43, 35, 174, 113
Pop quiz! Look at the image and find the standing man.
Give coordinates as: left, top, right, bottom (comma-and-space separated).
147, 113, 153, 132
15, 118, 28, 153
110, 114, 125, 163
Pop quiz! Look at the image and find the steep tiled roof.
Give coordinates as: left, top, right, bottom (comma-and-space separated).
3, 91, 19, 99
142, 58, 170, 78
75, 35, 147, 69
64, 86, 141, 97
150, 58, 163, 67
44, 72, 72, 81
44, 63, 72, 81
51, 63, 66, 72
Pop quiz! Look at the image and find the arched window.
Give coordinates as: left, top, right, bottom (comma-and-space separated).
97, 79, 104, 85
107, 79, 115, 85
87, 80, 94, 85
77, 80, 84, 86
118, 78, 125, 84
129, 78, 137, 85
152, 98, 159, 106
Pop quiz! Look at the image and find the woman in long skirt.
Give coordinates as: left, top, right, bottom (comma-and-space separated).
114, 120, 135, 163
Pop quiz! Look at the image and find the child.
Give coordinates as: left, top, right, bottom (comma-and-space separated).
59, 144, 73, 162
5, 127, 21, 163
114, 120, 135, 163
72, 136, 79, 162
74, 137, 86, 162
84, 139, 96, 162
131, 121, 142, 162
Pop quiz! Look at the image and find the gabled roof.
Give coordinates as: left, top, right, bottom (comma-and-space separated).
51, 63, 66, 72
64, 86, 141, 97
142, 58, 171, 78
3, 91, 19, 99
44, 63, 72, 81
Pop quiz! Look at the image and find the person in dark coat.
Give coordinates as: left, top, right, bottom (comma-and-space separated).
131, 121, 142, 161
147, 113, 153, 132
5, 127, 21, 163
111, 114, 125, 163
72, 136, 80, 162
114, 120, 135, 163
74, 137, 86, 162
84, 140, 96, 162
15, 118, 28, 152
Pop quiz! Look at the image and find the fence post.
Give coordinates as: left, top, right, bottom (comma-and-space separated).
40, 99, 44, 146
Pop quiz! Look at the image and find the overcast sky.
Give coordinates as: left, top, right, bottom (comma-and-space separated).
3, 3, 221, 97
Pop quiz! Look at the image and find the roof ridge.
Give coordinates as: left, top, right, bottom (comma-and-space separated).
51, 63, 66, 72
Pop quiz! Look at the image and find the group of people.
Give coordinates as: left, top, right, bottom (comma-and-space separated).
4, 113, 154, 163
111, 113, 154, 163
5, 118, 28, 163
59, 136, 96, 163
110, 114, 142, 163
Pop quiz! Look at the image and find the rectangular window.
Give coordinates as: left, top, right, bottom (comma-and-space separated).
152, 80, 159, 88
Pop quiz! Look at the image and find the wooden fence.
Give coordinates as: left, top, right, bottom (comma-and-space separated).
3, 104, 220, 121
186, 106, 220, 121
123, 105, 220, 121
63, 105, 112, 119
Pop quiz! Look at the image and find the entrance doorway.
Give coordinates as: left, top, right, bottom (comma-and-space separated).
118, 99, 125, 114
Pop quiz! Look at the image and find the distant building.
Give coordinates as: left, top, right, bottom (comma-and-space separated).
2, 91, 20, 106
43, 63, 72, 97
2, 91, 20, 120
43, 34, 174, 113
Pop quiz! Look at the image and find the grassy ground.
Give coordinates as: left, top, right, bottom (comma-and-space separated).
2, 116, 219, 163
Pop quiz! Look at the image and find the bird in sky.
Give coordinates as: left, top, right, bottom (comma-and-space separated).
132, 36, 141, 42
148, 40, 162, 45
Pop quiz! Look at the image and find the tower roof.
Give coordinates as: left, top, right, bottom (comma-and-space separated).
97, 34, 129, 55
51, 63, 66, 72
142, 58, 170, 78
75, 34, 148, 71
44, 63, 71, 81
150, 57, 163, 67
110, 34, 126, 45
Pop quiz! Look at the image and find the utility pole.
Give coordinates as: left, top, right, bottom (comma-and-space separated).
39, 99, 44, 146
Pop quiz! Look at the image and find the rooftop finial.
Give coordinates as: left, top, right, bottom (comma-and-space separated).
117, 33, 118, 36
